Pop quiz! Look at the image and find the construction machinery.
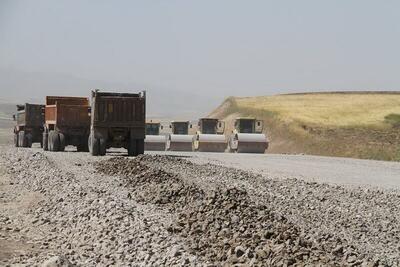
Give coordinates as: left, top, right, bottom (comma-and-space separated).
89, 90, 146, 156
144, 120, 166, 151
193, 118, 226, 152
13, 104, 45, 148
228, 117, 268, 153
43, 96, 90, 152
167, 121, 193, 151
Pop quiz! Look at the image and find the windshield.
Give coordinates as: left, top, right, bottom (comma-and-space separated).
146, 124, 159, 135
173, 123, 188, 134
201, 120, 217, 134
239, 120, 254, 133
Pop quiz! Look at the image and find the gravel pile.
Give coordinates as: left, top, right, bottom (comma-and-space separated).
0, 149, 194, 266
95, 156, 400, 266
1, 147, 399, 266
139, 155, 400, 266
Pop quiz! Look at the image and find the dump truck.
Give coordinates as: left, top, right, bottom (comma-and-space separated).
144, 120, 166, 151
89, 90, 146, 156
43, 96, 90, 152
193, 118, 226, 152
228, 117, 268, 153
13, 104, 44, 148
167, 121, 193, 151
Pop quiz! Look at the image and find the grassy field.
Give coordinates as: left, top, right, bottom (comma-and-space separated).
236, 93, 400, 128
210, 92, 400, 161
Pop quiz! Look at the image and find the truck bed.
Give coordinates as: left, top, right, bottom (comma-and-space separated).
16, 104, 44, 127
92, 92, 145, 128
45, 96, 90, 128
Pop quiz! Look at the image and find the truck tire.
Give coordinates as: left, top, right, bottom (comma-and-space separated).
99, 138, 106, 156
128, 138, 137, 156
25, 133, 33, 148
89, 134, 100, 156
58, 132, 66, 152
14, 133, 19, 147
49, 131, 60, 152
136, 139, 144, 155
43, 133, 49, 151
19, 131, 27, 147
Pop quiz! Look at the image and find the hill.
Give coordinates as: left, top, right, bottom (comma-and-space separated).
210, 92, 400, 161
0, 100, 16, 145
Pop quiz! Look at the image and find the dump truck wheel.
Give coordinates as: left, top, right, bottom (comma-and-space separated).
128, 138, 137, 156
14, 133, 19, 147
58, 132, 66, 152
25, 133, 33, 148
89, 134, 100, 156
99, 138, 106, 156
19, 131, 27, 147
49, 131, 60, 152
136, 139, 144, 155
48, 132, 53, 151
43, 133, 48, 151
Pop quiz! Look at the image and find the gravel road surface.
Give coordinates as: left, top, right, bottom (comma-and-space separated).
147, 151, 400, 189
1, 145, 399, 266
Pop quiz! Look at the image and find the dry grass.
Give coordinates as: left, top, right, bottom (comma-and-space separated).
210, 92, 400, 161
235, 93, 400, 128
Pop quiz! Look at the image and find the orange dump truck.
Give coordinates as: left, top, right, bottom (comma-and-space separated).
43, 96, 90, 152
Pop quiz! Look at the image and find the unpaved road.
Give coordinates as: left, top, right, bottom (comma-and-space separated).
148, 151, 400, 189
1, 145, 400, 266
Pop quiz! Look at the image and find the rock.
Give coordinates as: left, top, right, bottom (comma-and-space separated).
42, 256, 74, 267
235, 246, 246, 258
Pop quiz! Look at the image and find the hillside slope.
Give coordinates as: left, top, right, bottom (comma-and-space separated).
210, 92, 400, 161
0, 101, 16, 144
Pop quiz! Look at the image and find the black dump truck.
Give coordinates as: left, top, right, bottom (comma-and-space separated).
89, 90, 146, 156
13, 104, 45, 148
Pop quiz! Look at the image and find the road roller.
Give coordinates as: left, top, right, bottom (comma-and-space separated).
167, 121, 193, 151
193, 118, 227, 152
145, 120, 167, 151
228, 117, 268, 153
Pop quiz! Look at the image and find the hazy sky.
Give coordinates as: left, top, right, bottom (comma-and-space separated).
1, 0, 399, 98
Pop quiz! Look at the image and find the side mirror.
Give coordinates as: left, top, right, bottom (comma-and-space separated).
160, 125, 164, 130
189, 124, 192, 128
12, 115, 16, 121
255, 120, 263, 133
169, 125, 172, 129
217, 121, 225, 134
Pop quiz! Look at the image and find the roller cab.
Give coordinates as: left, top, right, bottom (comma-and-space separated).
145, 120, 167, 151
167, 121, 193, 151
229, 117, 268, 153
193, 118, 227, 152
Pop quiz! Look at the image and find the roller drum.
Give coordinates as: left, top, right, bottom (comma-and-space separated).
167, 134, 194, 151
194, 134, 227, 152
145, 135, 167, 151
229, 133, 268, 153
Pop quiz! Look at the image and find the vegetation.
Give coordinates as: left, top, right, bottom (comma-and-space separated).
210, 92, 400, 161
